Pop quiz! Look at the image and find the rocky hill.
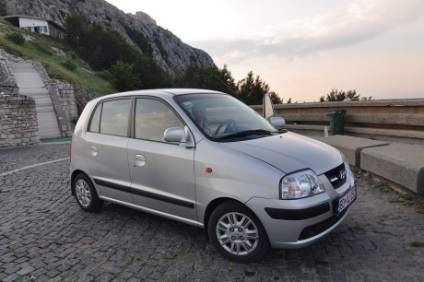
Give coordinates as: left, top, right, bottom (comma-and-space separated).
5, 0, 215, 75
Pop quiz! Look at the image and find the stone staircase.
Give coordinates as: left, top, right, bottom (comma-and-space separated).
10, 62, 61, 139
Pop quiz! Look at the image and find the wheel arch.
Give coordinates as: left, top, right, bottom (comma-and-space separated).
203, 198, 253, 238
71, 170, 91, 196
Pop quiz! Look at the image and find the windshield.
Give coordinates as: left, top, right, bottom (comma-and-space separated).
174, 93, 278, 141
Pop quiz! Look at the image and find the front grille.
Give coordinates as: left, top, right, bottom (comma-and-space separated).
298, 209, 347, 240
324, 163, 347, 189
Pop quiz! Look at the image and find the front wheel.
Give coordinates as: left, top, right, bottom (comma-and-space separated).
73, 174, 103, 212
208, 202, 270, 262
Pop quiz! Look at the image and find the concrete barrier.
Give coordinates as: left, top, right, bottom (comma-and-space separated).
315, 135, 424, 196
315, 135, 388, 167
361, 144, 424, 195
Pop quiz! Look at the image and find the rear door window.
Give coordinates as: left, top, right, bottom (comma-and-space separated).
89, 99, 131, 137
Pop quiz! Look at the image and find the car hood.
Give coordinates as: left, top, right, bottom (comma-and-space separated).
222, 132, 342, 175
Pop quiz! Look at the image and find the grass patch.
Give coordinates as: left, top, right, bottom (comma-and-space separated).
389, 195, 415, 206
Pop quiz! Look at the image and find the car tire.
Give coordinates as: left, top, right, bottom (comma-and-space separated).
73, 174, 103, 212
208, 201, 270, 262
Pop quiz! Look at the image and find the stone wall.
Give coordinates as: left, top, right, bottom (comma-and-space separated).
0, 53, 18, 95
0, 94, 40, 147
49, 82, 78, 136
57, 83, 78, 123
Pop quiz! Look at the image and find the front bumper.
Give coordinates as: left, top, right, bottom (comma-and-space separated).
246, 182, 356, 249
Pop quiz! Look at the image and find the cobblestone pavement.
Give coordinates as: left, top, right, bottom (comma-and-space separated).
0, 143, 423, 281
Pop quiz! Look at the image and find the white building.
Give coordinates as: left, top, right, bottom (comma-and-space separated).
3, 15, 64, 38
18, 17, 49, 35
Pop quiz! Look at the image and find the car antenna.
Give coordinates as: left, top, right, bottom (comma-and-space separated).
214, 74, 241, 99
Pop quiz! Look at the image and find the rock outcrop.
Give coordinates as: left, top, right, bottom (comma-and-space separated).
5, 0, 215, 75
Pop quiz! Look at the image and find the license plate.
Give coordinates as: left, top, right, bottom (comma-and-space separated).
335, 186, 357, 214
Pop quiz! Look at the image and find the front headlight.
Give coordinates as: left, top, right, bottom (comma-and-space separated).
280, 170, 325, 199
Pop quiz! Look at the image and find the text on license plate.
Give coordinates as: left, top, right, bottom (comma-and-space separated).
336, 186, 357, 214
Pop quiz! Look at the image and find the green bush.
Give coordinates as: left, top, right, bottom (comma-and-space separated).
96, 70, 112, 81
110, 61, 140, 91
61, 58, 77, 71
66, 50, 78, 59
6, 31, 25, 45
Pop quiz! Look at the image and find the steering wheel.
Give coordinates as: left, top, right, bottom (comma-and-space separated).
214, 119, 238, 136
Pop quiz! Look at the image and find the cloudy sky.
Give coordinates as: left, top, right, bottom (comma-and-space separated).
104, 0, 424, 102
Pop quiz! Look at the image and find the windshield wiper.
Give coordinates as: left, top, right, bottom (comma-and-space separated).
219, 129, 277, 139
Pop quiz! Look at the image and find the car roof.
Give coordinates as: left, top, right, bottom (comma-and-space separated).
95, 88, 226, 100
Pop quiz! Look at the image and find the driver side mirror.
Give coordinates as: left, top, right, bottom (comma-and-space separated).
269, 116, 285, 130
263, 93, 285, 130
163, 126, 195, 148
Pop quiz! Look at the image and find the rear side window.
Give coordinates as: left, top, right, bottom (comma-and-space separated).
89, 99, 131, 137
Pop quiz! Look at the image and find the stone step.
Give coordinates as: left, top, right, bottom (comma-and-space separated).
10, 62, 62, 139
38, 123, 59, 130
15, 81, 44, 88
37, 110, 57, 119
33, 97, 53, 106
36, 106, 55, 114
20, 93, 51, 99
19, 92, 50, 97
9, 62, 34, 67
13, 72, 43, 78
36, 103, 54, 109
17, 88, 49, 95
37, 112, 61, 138
38, 129, 61, 139
11, 68, 40, 73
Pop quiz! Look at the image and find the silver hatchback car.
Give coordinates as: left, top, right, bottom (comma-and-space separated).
70, 89, 356, 262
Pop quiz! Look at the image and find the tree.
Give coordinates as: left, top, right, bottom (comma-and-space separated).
64, 14, 87, 48
64, 14, 173, 90
320, 88, 371, 102
132, 55, 172, 89
176, 67, 282, 105
0, 0, 7, 16
269, 91, 282, 104
174, 64, 238, 95
109, 61, 141, 91
237, 71, 270, 105
216, 65, 238, 95
174, 64, 214, 89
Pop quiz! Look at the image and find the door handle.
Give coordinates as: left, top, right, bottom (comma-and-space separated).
90, 145, 98, 156
134, 154, 146, 167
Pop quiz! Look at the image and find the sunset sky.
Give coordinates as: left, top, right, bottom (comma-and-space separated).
105, 0, 424, 102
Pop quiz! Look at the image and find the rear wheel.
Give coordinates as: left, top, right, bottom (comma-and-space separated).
73, 174, 103, 212
208, 202, 270, 262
